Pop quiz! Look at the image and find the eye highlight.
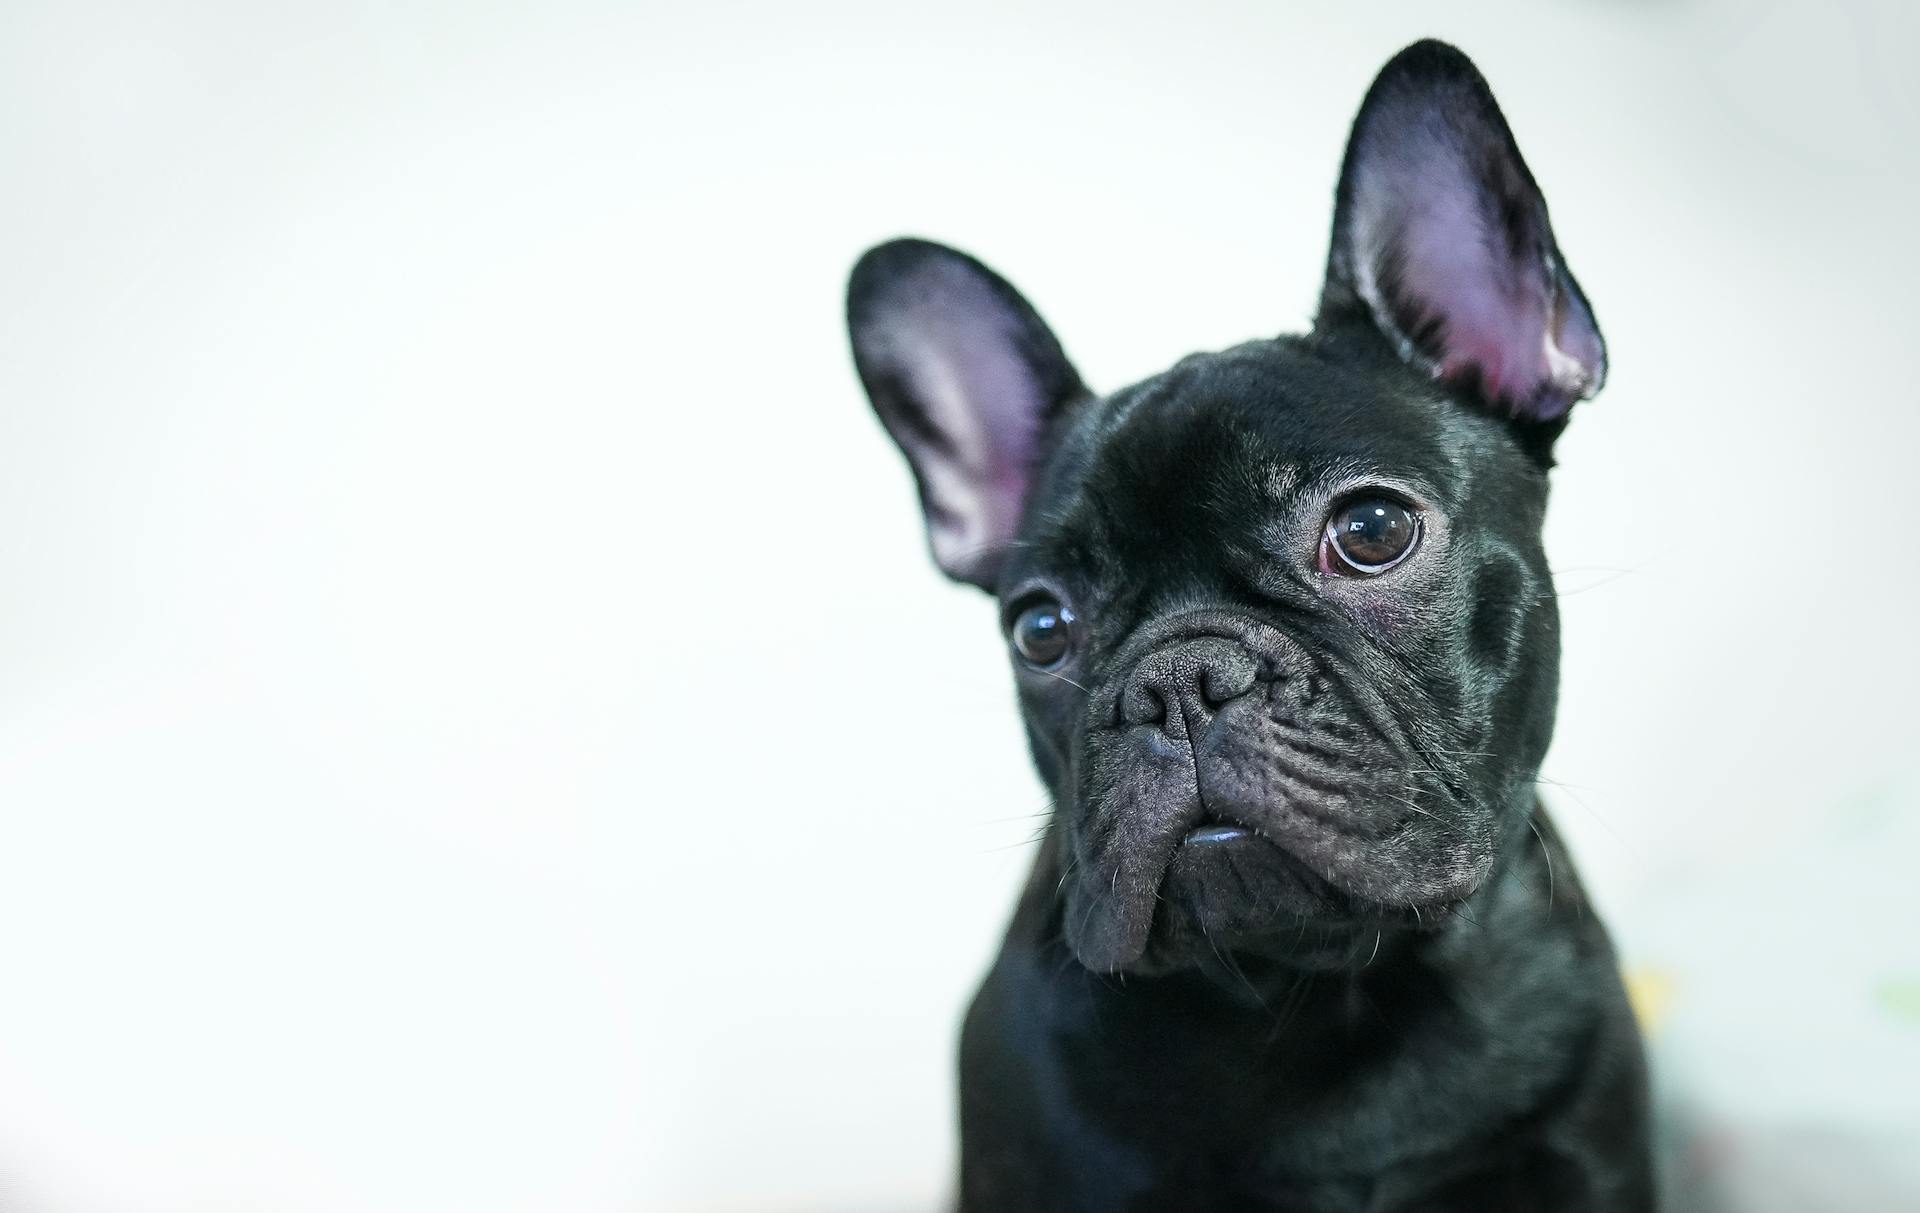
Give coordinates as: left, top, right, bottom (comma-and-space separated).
1010, 597, 1076, 668
1322, 496, 1420, 575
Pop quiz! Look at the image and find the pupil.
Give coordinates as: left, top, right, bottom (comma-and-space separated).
1336, 499, 1412, 567
1015, 603, 1070, 664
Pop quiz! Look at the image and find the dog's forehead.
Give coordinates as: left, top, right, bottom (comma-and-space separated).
1037, 340, 1468, 531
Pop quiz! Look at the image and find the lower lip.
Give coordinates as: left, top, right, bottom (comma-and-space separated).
1183, 822, 1253, 846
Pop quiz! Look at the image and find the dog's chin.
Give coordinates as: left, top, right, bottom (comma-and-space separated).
1138, 828, 1367, 974
1063, 824, 1480, 976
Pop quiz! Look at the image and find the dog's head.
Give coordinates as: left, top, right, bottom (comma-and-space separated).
847, 42, 1605, 974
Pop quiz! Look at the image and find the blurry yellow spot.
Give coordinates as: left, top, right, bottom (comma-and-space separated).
1623, 968, 1675, 1037
1875, 978, 1920, 1024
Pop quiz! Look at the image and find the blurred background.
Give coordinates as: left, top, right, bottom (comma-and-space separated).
2, 1, 1916, 1209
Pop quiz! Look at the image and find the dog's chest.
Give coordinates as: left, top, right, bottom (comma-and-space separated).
963, 947, 1588, 1212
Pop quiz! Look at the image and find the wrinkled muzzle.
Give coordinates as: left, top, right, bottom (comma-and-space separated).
1061, 613, 1498, 973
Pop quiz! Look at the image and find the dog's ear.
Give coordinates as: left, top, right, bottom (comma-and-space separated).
848, 238, 1087, 590
1319, 40, 1605, 425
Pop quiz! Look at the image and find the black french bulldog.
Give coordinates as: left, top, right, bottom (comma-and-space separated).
846, 40, 1654, 1212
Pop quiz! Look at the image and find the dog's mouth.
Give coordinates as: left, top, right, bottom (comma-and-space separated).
1181, 819, 1252, 847
1067, 801, 1475, 975
1161, 815, 1359, 936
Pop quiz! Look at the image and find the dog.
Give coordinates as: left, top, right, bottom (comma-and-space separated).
845, 40, 1654, 1212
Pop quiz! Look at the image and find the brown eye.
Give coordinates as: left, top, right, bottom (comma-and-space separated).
1324, 496, 1419, 575
1011, 598, 1075, 667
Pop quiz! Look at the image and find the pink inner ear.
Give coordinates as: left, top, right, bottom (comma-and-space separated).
1345, 113, 1604, 418
862, 263, 1050, 577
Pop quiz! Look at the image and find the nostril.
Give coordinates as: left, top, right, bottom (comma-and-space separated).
1198, 668, 1235, 708
1120, 638, 1259, 734
1199, 654, 1258, 707
1121, 681, 1169, 727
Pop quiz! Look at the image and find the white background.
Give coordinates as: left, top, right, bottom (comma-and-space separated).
2, 1, 1917, 1210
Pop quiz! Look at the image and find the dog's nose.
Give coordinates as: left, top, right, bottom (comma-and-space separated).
1120, 637, 1258, 741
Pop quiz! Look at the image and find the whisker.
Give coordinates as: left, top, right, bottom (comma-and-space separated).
1547, 564, 1645, 598
1381, 787, 1442, 824
1526, 814, 1557, 914
972, 807, 1056, 826
1203, 925, 1270, 1011
1532, 775, 1636, 854
980, 827, 1051, 854
1038, 668, 1091, 694
1054, 850, 1081, 896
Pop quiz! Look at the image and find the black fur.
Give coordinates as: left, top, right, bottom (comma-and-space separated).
847, 40, 1653, 1212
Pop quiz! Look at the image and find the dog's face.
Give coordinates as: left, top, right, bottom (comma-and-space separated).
848, 42, 1607, 974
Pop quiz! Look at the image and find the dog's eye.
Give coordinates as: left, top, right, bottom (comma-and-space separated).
1323, 496, 1419, 575
1010, 599, 1075, 668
